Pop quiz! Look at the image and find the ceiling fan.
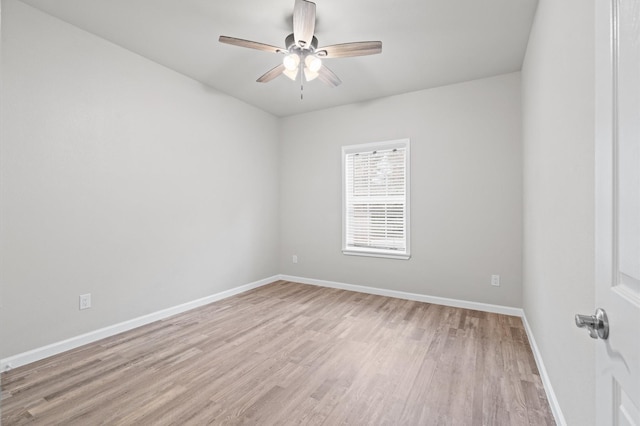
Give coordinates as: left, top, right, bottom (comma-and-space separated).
219, 0, 382, 90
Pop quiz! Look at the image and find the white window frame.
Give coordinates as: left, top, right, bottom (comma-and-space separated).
342, 139, 411, 260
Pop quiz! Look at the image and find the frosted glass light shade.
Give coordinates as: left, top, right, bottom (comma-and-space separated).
283, 54, 300, 71
304, 67, 319, 81
305, 55, 322, 72
282, 67, 299, 81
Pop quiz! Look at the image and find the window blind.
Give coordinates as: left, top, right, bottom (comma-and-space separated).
343, 141, 409, 259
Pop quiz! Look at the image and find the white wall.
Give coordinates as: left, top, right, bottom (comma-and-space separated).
279, 73, 523, 308
521, 0, 595, 424
0, 0, 279, 358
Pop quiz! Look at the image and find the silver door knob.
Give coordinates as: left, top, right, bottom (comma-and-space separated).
575, 308, 609, 339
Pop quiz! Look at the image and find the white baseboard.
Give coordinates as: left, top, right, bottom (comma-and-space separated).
0, 275, 279, 372
521, 313, 567, 426
278, 274, 524, 317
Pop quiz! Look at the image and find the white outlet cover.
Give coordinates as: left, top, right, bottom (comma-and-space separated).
79, 293, 92, 310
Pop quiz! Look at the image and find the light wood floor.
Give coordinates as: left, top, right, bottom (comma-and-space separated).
1, 280, 555, 425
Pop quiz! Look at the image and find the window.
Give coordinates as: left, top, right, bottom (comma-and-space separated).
342, 139, 410, 259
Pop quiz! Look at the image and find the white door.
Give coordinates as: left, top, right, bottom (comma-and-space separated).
594, 0, 640, 424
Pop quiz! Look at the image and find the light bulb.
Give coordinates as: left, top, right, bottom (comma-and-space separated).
283, 54, 300, 71
304, 55, 322, 72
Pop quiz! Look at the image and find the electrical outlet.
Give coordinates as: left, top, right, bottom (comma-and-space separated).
79, 293, 92, 310
292, 255, 298, 264
491, 275, 500, 287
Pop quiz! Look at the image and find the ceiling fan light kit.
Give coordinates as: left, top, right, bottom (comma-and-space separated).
283, 53, 300, 71
305, 55, 322, 73
218, 0, 382, 95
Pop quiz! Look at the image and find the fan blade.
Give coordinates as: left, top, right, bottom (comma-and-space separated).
257, 64, 286, 83
293, 0, 316, 48
219, 36, 284, 54
317, 65, 341, 87
316, 41, 382, 58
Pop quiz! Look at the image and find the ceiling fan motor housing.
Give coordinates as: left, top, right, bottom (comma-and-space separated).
286, 33, 318, 52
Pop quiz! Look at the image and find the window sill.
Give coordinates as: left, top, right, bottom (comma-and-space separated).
342, 249, 411, 260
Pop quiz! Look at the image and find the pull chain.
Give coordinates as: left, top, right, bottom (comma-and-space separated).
300, 61, 304, 100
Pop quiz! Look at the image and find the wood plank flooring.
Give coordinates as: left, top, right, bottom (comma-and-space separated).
1, 280, 555, 425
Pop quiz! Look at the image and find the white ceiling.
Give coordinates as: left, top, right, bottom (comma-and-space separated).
19, 0, 538, 117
